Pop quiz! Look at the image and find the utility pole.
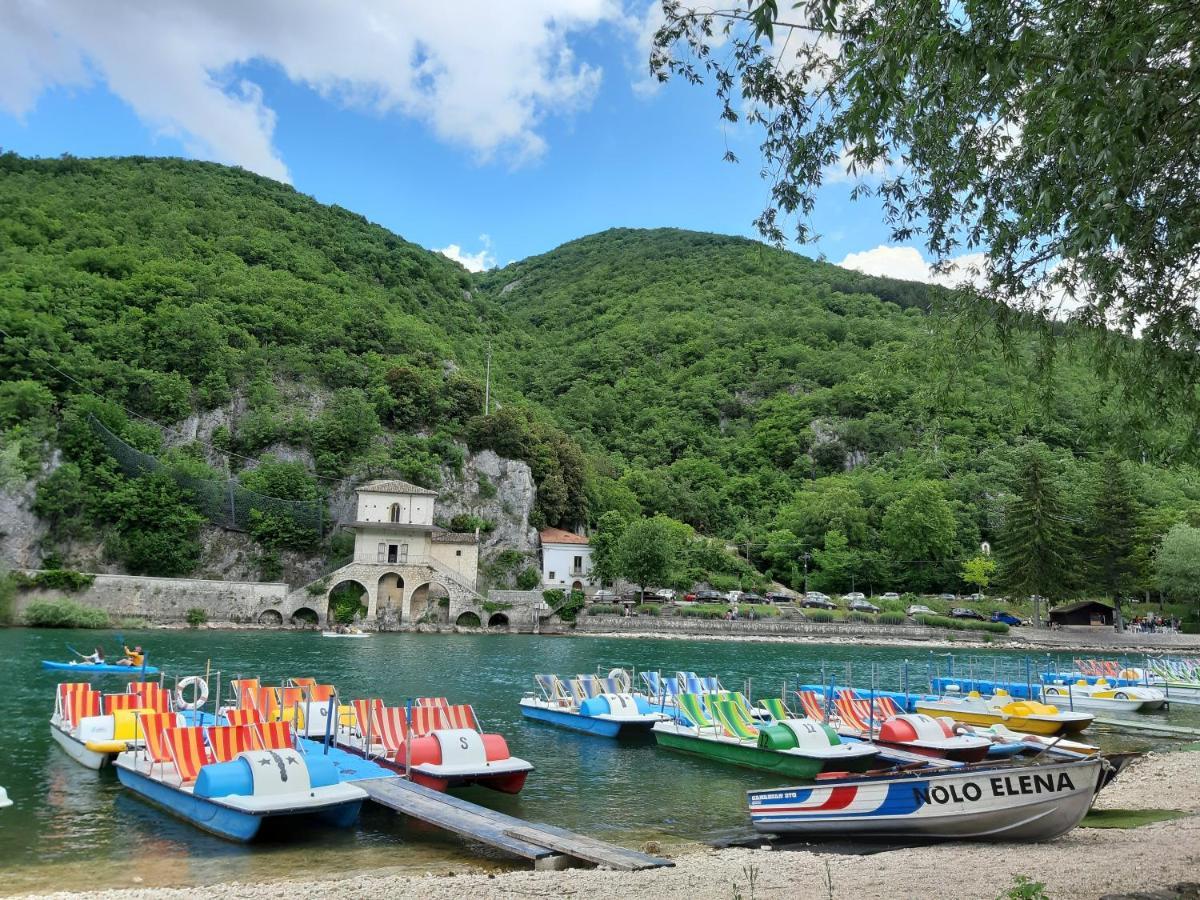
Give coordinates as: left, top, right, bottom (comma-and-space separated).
484, 343, 492, 415
802, 552, 811, 595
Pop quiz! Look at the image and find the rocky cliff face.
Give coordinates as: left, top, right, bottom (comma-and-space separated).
438, 448, 539, 556
0, 473, 48, 570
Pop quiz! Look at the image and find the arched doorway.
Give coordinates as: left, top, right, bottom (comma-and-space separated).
328, 580, 368, 626
258, 609, 283, 626
571, 580, 584, 592
290, 607, 319, 627
407, 581, 450, 625
455, 611, 482, 628
487, 612, 510, 630
377, 572, 405, 627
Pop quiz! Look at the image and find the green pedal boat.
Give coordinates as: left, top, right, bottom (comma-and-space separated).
652, 693, 879, 777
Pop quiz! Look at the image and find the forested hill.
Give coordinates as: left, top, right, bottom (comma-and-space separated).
2, 154, 1199, 599
480, 227, 1199, 594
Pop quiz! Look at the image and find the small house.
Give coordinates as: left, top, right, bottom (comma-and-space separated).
539, 527, 594, 593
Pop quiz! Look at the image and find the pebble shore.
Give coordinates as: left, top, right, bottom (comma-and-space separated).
17, 748, 1200, 900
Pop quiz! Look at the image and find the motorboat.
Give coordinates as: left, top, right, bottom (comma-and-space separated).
915, 689, 1093, 736
321, 629, 370, 638
519, 673, 670, 737
1041, 678, 1166, 712
113, 714, 365, 841
653, 693, 878, 777
748, 755, 1106, 840
337, 696, 533, 794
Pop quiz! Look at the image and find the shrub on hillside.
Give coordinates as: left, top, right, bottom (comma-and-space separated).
807, 610, 835, 623
185, 607, 208, 628
15, 569, 95, 591
878, 611, 906, 625
23, 598, 108, 628
515, 567, 541, 591
846, 611, 873, 623
633, 603, 661, 616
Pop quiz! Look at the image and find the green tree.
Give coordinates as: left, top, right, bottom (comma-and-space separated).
614, 515, 686, 597
996, 449, 1074, 622
591, 510, 627, 587
1154, 523, 1200, 612
105, 471, 205, 576
812, 529, 857, 593
881, 482, 957, 566
1088, 455, 1140, 628
652, 0, 1200, 406
961, 555, 997, 595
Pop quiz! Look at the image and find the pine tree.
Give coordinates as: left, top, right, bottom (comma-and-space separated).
1089, 454, 1140, 629
997, 449, 1074, 625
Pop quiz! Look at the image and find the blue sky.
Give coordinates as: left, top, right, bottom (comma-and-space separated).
0, 2, 939, 278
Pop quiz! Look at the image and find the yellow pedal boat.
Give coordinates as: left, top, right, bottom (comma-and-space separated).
915, 690, 1093, 736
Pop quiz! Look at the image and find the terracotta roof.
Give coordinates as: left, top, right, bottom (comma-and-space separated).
357, 479, 437, 496
539, 527, 590, 546
432, 532, 477, 544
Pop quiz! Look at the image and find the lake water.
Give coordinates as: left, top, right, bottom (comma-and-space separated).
1, 628, 1194, 894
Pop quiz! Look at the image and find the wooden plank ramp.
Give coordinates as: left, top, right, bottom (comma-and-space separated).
358, 777, 673, 871
1092, 716, 1200, 737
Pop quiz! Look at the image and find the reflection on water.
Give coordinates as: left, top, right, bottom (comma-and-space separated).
1, 628, 1195, 894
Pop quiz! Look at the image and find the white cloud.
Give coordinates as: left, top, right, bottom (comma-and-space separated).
436, 234, 496, 272
838, 245, 989, 290
0, 0, 624, 182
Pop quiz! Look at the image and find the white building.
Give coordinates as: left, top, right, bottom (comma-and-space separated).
352, 479, 478, 583
539, 527, 595, 593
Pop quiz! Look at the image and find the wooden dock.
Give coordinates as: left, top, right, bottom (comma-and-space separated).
1092, 716, 1200, 738
358, 777, 674, 871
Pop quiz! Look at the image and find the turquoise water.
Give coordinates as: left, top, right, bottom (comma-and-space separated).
0, 629, 1194, 894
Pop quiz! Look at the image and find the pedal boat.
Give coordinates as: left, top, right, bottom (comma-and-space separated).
43, 660, 160, 675
50, 682, 175, 769
915, 690, 1093, 736
799, 693, 993, 764
654, 694, 878, 778
114, 716, 365, 842
1041, 679, 1166, 712
519, 674, 670, 737
748, 755, 1106, 841
337, 697, 533, 794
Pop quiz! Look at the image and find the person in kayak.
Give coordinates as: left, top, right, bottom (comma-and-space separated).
116, 645, 145, 667
81, 647, 105, 664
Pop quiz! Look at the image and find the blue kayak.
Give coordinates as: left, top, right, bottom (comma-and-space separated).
41, 660, 160, 675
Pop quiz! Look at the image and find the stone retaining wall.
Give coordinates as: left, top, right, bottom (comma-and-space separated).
570, 615, 996, 642
15, 572, 291, 626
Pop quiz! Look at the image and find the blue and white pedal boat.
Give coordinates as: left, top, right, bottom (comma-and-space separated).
519, 673, 669, 737
748, 756, 1105, 841
114, 746, 366, 842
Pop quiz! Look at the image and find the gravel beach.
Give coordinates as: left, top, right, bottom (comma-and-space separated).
17, 748, 1200, 900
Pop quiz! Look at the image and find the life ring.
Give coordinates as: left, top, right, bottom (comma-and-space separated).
174, 676, 209, 710
607, 668, 632, 693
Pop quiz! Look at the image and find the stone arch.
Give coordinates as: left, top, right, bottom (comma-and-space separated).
487, 612, 510, 630
291, 607, 320, 627
328, 579, 369, 625
258, 609, 284, 626
455, 611, 482, 628
571, 580, 584, 592
376, 572, 405, 628
408, 580, 450, 625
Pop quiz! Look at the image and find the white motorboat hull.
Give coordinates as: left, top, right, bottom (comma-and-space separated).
749, 757, 1104, 841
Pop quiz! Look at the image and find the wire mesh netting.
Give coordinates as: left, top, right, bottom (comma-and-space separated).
89, 415, 324, 536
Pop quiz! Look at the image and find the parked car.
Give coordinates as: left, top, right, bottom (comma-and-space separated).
763, 592, 793, 604
801, 593, 838, 610
990, 611, 1023, 626
591, 590, 618, 603
907, 604, 935, 617
950, 607, 986, 620
848, 598, 880, 613
653, 588, 677, 602
741, 593, 765, 604
682, 592, 697, 603
967, 593, 985, 601
939, 593, 958, 601
843, 592, 867, 602
694, 590, 725, 603
881, 592, 901, 600
726, 590, 745, 603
